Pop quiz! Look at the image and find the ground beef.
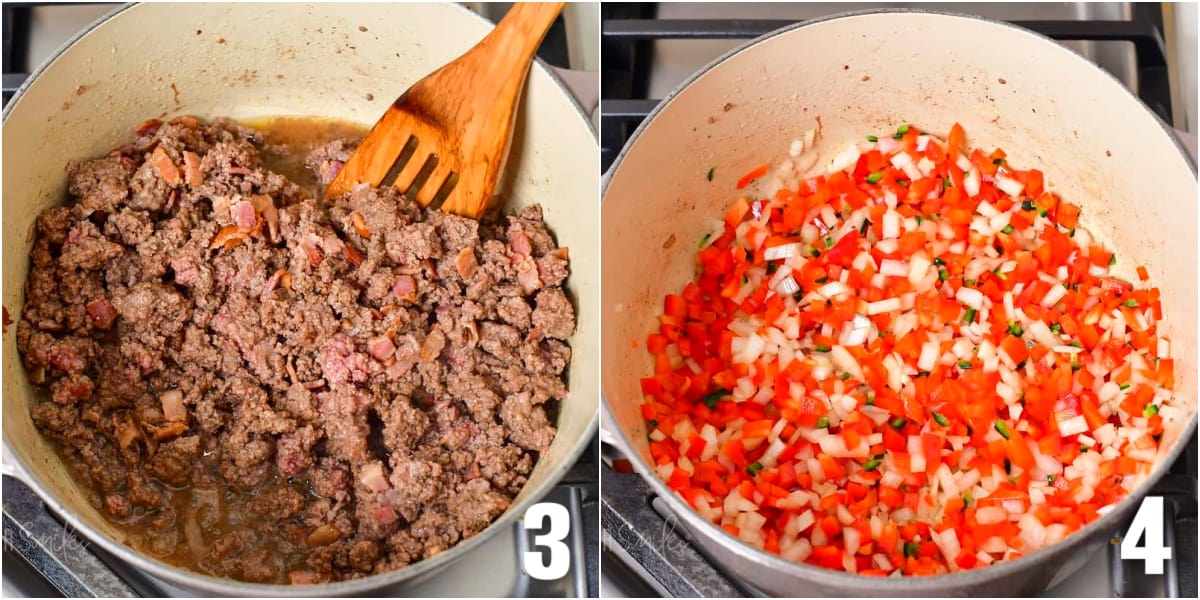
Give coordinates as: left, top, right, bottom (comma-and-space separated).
17, 116, 574, 584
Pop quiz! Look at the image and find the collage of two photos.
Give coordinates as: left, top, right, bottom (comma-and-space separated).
1, 1, 1196, 598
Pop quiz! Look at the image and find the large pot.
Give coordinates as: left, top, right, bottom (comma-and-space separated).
601, 10, 1196, 597
2, 2, 598, 596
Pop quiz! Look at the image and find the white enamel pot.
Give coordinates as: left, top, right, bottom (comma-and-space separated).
602, 10, 1196, 597
2, 2, 598, 596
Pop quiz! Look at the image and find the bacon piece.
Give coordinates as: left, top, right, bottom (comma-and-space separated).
85, 298, 118, 330
455, 247, 478, 280
149, 147, 182, 186
229, 200, 257, 231
367, 337, 395, 361
182, 151, 203, 187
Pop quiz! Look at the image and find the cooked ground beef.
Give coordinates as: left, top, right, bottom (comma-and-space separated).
17, 116, 574, 583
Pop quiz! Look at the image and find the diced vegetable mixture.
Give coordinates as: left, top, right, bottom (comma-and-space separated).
639, 123, 1176, 576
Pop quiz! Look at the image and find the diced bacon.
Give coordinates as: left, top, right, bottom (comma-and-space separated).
392, 274, 417, 299
230, 200, 258, 231
455, 247, 478, 279
149, 147, 182, 186
85, 298, 118, 330
368, 336, 396, 361
160, 389, 187, 422
510, 231, 532, 256
182, 151, 203, 187
359, 462, 390, 493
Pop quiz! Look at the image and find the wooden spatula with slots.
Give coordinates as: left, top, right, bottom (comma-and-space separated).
325, 2, 565, 218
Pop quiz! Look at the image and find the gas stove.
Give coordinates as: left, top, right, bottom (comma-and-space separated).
599, 3, 1197, 597
1, 3, 599, 597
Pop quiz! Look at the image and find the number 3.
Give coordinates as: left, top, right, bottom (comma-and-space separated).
523, 502, 570, 580
1120, 496, 1172, 575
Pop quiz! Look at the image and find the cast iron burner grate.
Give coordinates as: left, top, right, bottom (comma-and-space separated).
601, 431, 1196, 597
598, 2, 1174, 172
4, 440, 599, 598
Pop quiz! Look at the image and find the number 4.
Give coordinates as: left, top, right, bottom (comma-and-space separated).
523, 502, 570, 580
1120, 496, 1172, 575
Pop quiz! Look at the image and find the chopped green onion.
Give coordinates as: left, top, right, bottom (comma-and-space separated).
815, 344, 830, 353
1069, 341, 1083, 348
1120, 383, 1131, 391
746, 462, 763, 475
1039, 208, 1048, 217
1047, 474, 1056, 484
1007, 320, 1024, 336
866, 391, 876, 406
963, 491, 973, 505
1108, 255, 1117, 266
958, 360, 973, 369
933, 257, 945, 266
648, 419, 658, 429
993, 268, 1007, 280
866, 171, 884, 184
1021, 200, 1036, 211
862, 457, 882, 471
890, 417, 907, 429
904, 541, 919, 558
1144, 404, 1159, 417
815, 276, 829, 284
811, 248, 822, 258
963, 278, 976, 287
699, 233, 712, 248
825, 236, 835, 248
993, 158, 1005, 166
1050, 323, 1062, 334
938, 267, 950, 282
816, 416, 830, 429
866, 134, 879, 142
964, 307, 977, 323
701, 388, 729, 409
915, 215, 923, 224
859, 219, 871, 236
893, 124, 910, 139
1123, 299, 1139, 308
994, 419, 1012, 439
898, 179, 909, 188
840, 372, 851, 381
932, 412, 949, 427
1004, 458, 1012, 474
1001, 225, 1014, 234
706, 167, 715, 181
942, 178, 952, 190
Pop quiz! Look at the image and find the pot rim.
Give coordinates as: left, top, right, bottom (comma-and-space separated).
601, 7, 1197, 592
3, 1, 598, 595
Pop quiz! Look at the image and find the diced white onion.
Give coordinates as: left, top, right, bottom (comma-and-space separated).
867, 298, 902, 315
956, 287, 985, 310
828, 143, 862, 174
764, 243, 802, 261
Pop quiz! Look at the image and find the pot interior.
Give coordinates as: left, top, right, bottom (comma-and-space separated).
2, 1, 598, 589
602, 10, 1195, 591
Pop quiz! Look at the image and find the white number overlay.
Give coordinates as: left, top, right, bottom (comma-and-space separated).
523, 502, 570, 580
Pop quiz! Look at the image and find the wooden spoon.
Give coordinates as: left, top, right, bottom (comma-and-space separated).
325, 2, 565, 219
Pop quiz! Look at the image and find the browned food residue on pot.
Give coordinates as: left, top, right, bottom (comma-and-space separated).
662, 233, 676, 250
75, 85, 87, 96
999, 77, 1007, 85
3, 306, 11, 333
16, 115, 574, 584
358, 25, 368, 32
